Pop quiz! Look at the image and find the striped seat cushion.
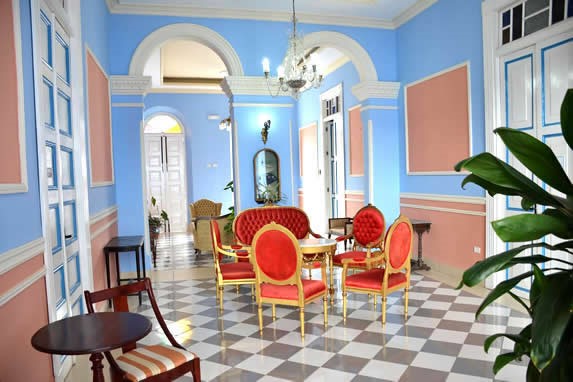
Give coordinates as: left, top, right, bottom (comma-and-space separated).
116, 344, 195, 381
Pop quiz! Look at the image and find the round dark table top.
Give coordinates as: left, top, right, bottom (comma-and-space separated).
31, 312, 152, 355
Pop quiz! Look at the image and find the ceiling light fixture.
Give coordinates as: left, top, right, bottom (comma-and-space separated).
262, 0, 323, 99
219, 117, 231, 131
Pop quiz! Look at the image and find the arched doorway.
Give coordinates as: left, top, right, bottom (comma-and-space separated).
143, 114, 188, 232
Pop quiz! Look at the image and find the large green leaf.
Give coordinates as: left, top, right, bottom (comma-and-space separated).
492, 214, 572, 242
561, 89, 573, 151
475, 271, 534, 317
531, 272, 573, 370
485, 330, 530, 353
494, 352, 521, 374
455, 153, 558, 207
461, 174, 521, 196
496, 127, 573, 195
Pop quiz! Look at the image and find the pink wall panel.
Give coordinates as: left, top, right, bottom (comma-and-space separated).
349, 108, 364, 176
406, 65, 470, 173
0, 254, 43, 295
0, 277, 53, 382
0, 0, 22, 184
400, 198, 485, 270
298, 189, 304, 210
345, 192, 364, 217
299, 123, 317, 177
90, 217, 118, 293
87, 51, 113, 184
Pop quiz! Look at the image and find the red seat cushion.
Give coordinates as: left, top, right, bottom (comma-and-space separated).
260, 279, 326, 300
332, 251, 368, 266
220, 262, 255, 280
345, 268, 407, 290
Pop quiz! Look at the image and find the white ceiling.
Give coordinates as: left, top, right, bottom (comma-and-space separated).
161, 40, 227, 79
109, 0, 433, 29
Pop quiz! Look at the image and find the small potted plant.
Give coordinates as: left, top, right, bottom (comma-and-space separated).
148, 196, 169, 242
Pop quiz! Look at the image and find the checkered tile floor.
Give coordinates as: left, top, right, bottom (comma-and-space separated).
136, 269, 530, 382
154, 233, 213, 270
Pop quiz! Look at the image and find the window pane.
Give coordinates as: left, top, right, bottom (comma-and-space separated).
40, 12, 51, 66
63, 202, 77, 243
503, 10, 511, 26
53, 265, 65, 308
67, 253, 81, 293
57, 92, 71, 136
55, 34, 70, 82
503, 27, 511, 44
46, 144, 57, 188
525, 0, 549, 16
525, 10, 549, 35
568, 0, 573, 17
512, 4, 523, 41
552, 0, 566, 23
61, 147, 73, 188
49, 205, 61, 253
42, 79, 54, 128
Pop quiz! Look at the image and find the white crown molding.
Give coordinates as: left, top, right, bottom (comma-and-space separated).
110, 75, 152, 95
146, 86, 224, 95
89, 205, 118, 225
0, 237, 44, 275
400, 192, 486, 205
0, 267, 46, 307
360, 105, 398, 112
400, 203, 487, 217
222, 76, 291, 98
351, 81, 400, 101
393, 0, 438, 28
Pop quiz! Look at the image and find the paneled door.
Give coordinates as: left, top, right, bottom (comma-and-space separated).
144, 133, 188, 232
496, 31, 573, 296
31, 0, 88, 379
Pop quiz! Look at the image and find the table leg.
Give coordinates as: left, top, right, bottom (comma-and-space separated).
115, 251, 121, 286
413, 229, 431, 271
104, 250, 110, 289
89, 352, 105, 382
329, 247, 335, 304
141, 243, 147, 281
135, 247, 142, 305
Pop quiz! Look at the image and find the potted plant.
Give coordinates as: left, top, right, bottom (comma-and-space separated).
223, 180, 235, 234
148, 196, 169, 240
454, 89, 573, 381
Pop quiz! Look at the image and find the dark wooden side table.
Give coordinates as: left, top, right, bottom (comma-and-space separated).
104, 236, 145, 304
31, 312, 151, 382
410, 219, 432, 271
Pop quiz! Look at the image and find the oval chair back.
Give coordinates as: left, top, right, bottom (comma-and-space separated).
352, 204, 386, 248
384, 215, 414, 273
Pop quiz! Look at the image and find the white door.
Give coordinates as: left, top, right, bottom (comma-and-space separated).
496, 32, 573, 296
144, 132, 188, 232
32, 0, 88, 379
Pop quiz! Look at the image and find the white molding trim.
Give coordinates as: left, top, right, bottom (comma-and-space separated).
347, 104, 362, 112
146, 87, 224, 95
352, 81, 400, 101
89, 205, 118, 225
0, 238, 44, 275
231, 102, 294, 109
393, 0, 438, 28
222, 76, 284, 97
111, 102, 145, 108
91, 180, 114, 187
404, 61, 472, 175
0, 0, 28, 194
106, 0, 440, 30
345, 190, 365, 196
367, 119, 373, 204
400, 192, 486, 205
360, 105, 398, 112
400, 203, 487, 217
110, 75, 152, 95
232, 119, 241, 213
129, 23, 244, 76
0, 267, 46, 307
289, 119, 295, 205
91, 217, 118, 239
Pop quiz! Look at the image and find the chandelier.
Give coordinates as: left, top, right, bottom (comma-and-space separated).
262, 0, 323, 99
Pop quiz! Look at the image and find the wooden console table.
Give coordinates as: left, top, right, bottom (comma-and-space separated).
410, 219, 432, 271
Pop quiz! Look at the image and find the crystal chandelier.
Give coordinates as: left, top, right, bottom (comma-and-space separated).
262, 0, 323, 99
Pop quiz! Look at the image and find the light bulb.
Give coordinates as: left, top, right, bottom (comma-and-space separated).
262, 57, 270, 73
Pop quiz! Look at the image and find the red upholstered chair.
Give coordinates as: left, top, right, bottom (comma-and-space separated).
210, 220, 256, 312
251, 222, 328, 337
331, 204, 386, 271
342, 215, 413, 324
84, 278, 201, 382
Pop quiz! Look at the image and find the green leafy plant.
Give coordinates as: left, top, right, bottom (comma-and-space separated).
223, 180, 235, 233
455, 89, 573, 381
148, 196, 169, 232
257, 182, 286, 206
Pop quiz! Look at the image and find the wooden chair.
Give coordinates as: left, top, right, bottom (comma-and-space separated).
328, 217, 353, 249
84, 278, 201, 382
251, 222, 328, 338
342, 215, 413, 324
210, 220, 256, 312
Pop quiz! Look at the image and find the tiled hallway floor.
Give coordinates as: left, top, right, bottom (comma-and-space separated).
135, 271, 529, 382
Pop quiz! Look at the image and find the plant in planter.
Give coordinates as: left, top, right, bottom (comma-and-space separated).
454, 89, 573, 381
148, 196, 169, 237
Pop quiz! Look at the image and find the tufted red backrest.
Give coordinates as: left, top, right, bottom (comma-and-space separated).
234, 207, 310, 245
352, 205, 385, 247
385, 217, 413, 269
253, 225, 298, 281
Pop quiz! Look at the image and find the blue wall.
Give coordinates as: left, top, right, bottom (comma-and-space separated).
397, 0, 485, 197
143, 93, 233, 214
81, 0, 116, 215
0, 0, 43, 253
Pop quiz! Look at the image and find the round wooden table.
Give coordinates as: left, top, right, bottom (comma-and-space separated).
31, 312, 152, 382
298, 238, 337, 302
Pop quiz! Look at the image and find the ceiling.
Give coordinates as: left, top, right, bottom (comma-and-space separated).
108, 0, 434, 29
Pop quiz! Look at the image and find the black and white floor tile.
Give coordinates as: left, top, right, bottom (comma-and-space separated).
136, 269, 530, 382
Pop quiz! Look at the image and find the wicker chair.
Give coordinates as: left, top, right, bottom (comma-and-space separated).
189, 199, 227, 254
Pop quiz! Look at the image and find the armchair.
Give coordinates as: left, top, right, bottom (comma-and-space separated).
189, 199, 229, 254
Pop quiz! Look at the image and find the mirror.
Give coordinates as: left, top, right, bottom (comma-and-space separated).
253, 148, 280, 204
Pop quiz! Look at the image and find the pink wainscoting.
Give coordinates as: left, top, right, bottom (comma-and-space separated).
299, 123, 317, 177
0, 0, 22, 184
87, 51, 113, 184
0, 255, 53, 382
298, 189, 304, 210
406, 64, 470, 173
90, 213, 118, 294
345, 191, 364, 217
400, 197, 485, 270
349, 108, 364, 176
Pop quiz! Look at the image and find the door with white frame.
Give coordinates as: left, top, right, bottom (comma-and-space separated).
31, 0, 90, 379
493, 20, 572, 296
144, 115, 188, 232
